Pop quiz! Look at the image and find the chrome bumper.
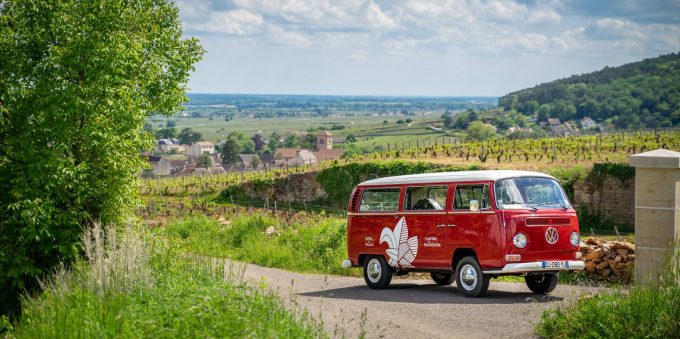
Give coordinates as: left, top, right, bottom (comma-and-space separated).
483, 260, 585, 274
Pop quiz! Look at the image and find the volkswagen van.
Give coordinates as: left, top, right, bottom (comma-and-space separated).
341, 170, 585, 297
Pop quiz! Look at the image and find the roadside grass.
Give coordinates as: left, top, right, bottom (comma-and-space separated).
4, 222, 325, 338
157, 213, 612, 288
160, 214, 352, 276
535, 245, 680, 338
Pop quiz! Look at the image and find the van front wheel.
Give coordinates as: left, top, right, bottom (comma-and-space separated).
525, 273, 558, 294
363, 256, 392, 289
455, 256, 490, 297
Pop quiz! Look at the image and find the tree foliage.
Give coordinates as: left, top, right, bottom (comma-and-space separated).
499, 52, 680, 128
196, 153, 213, 168
465, 121, 496, 141
0, 0, 203, 315
178, 127, 202, 145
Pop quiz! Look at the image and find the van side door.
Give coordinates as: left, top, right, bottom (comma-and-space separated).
402, 185, 449, 269
447, 182, 503, 269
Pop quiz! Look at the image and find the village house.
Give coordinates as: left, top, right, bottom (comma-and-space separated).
186, 141, 215, 157
507, 126, 532, 134
148, 155, 171, 176
156, 138, 186, 153
580, 117, 598, 130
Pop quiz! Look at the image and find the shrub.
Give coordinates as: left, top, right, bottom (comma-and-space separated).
535, 245, 680, 338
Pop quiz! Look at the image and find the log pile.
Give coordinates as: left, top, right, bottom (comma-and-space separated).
579, 237, 635, 283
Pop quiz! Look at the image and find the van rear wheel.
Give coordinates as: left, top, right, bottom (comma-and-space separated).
363, 256, 392, 289
455, 256, 490, 297
431, 272, 454, 285
525, 273, 558, 294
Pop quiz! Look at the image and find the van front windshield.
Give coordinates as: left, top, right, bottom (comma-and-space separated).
494, 177, 571, 210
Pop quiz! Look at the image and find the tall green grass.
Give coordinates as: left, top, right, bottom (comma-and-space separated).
4, 222, 325, 338
161, 214, 350, 276
535, 245, 680, 338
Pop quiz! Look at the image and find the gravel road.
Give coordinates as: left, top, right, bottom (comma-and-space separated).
238, 263, 599, 338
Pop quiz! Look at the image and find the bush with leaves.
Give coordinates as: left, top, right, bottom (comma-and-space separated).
0, 0, 203, 316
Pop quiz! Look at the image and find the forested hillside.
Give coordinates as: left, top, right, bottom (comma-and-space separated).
498, 52, 680, 129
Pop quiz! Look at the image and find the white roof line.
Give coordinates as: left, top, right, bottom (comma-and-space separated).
358, 170, 556, 186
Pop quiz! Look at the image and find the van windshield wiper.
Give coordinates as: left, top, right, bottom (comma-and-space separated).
526, 202, 568, 211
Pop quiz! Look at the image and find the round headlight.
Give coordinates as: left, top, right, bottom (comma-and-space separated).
513, 233, 527, 249
570, 231, 580, 246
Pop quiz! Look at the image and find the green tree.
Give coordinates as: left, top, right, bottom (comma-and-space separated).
465, 121, 496, 141
251, 134, 265, 151
268, 132, 281, 152
197, 153, 213, 168
221, 139, 240, 164
155, 127, 177, 139
0, 0, 203, 315
251, 155, 261, 169
284, 134, 299, 148
166, 120, 177, 128
179, 128, 202, 145
442, 112, 454, 128
345, 134, 357, 143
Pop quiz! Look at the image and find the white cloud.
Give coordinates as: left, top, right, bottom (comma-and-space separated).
268, 25, 313, 47
185, 9, 264, 35
527, 8, 562, 24
180, 0, 680, 62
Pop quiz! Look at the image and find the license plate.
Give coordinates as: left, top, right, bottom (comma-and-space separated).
542, 261, 569, 269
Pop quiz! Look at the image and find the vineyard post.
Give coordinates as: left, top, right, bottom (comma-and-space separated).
274, 200, 277, 216
303, 199, 307, 213
288, 200, 292, 216
614, 226, 621, 241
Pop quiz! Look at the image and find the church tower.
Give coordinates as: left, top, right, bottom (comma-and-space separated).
316, 130, 332, 150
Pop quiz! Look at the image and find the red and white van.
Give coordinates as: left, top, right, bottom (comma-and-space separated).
341, 170, 584, 297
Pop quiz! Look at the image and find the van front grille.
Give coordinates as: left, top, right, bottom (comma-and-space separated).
525, 217, 571, 226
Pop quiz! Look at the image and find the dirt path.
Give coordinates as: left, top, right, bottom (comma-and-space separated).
238, 263, 599, 338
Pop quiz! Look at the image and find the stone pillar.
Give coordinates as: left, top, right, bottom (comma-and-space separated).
629, 149, 680, 284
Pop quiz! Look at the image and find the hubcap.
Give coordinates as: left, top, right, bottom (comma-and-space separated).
367, 258, 382, 283
460, 264, 478, 290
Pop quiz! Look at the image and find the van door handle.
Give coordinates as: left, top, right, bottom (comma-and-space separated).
437, 224, 457, 227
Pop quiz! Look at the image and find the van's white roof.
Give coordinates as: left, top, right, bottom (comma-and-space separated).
358, 170, 556, 186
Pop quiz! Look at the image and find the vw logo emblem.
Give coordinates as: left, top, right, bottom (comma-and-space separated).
545, 227, 558, 245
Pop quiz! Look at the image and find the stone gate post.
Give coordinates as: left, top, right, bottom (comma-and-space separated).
629, 149, 680, 284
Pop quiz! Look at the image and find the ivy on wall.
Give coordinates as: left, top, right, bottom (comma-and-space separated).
589, 163, 635, 188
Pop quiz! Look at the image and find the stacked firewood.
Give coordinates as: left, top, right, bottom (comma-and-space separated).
579, 237, 635, 283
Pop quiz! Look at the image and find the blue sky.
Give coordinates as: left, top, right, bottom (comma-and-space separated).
177, 0, 680, 96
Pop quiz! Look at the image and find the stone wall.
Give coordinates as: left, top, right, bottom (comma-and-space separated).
235, 171, 328, 203
573, 174, 635, 227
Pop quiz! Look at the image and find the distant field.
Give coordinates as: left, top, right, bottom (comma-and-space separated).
151, 113, 450, 147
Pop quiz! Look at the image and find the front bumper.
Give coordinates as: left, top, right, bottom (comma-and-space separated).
483, 260, 585, 274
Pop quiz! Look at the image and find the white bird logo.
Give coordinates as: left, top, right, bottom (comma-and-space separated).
380, 217, 419, 268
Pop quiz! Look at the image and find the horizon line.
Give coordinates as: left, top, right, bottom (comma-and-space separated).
185, 92, 501, 99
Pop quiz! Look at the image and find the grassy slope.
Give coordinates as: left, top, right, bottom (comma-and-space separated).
5, 224, 325, 338
159, 214, 351, 276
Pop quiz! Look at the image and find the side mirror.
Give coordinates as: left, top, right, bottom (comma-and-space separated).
469, 200, 479, 212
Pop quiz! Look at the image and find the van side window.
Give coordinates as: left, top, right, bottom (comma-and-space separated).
403, 186, 447, 210
454, 184, 490, 210
359, 188, 401, 212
